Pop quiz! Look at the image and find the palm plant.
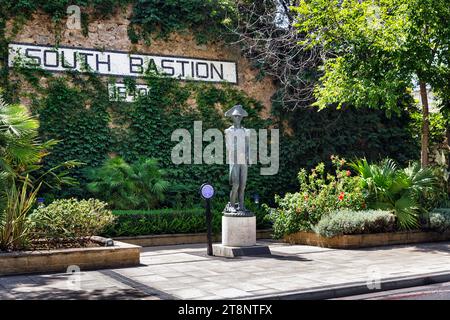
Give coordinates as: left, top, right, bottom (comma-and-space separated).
86, 157, 170, 210
0, 95, 80, 186
350, 158, 437, 229
0, 97, 42, 251
0, 93, 81, 251
131, 158, 170, 209
0, 95, 42, 174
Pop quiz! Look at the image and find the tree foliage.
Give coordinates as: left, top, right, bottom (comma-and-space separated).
293, 0, 450, 166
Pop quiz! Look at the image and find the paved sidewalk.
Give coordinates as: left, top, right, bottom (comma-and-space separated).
0, 240, 449, 299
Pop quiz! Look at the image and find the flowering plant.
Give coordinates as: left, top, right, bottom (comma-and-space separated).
268, 155, 366, 238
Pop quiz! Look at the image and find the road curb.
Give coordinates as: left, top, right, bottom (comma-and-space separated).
241, 271, 450, 300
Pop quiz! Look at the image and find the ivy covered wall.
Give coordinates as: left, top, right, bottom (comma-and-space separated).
0, 0, 420, 206
17, 70, 418, 206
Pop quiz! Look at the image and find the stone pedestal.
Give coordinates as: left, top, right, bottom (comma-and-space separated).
213, 215, 271, 258
222, 215, 256, 246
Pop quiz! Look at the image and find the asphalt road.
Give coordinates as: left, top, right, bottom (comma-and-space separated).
335, 282, 450, 300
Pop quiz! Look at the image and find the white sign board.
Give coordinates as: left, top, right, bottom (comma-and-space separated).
8, 43, 238, 84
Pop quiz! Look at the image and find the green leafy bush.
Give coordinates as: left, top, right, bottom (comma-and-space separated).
267, 156, 366, 238
86, 157, 169, 210
104, 208, 210, 236
29, 198, 114, 246
420, 164, 449, 215
314, 210, 396, 238
350, 158, 437, 229
429, 208, 450, 233
104, 203, 271, 237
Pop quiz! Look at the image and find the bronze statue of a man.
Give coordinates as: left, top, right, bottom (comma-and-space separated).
224, 105, 252, 216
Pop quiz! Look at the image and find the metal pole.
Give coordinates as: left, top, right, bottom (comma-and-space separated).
206, 198, 213, 256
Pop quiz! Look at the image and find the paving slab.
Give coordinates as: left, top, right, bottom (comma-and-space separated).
0, 240, 449, 300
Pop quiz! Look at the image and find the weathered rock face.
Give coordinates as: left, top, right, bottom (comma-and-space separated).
5, 6, 276, 117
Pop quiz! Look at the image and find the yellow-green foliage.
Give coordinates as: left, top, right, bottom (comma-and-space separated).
29, 198, 114, 243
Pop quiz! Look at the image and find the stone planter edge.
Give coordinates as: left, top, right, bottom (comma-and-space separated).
283, 230, 450, 249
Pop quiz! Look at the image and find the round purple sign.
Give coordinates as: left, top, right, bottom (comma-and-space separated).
200, 184, 215, 199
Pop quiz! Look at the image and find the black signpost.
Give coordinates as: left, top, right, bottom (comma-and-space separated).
200, 183, 215, 256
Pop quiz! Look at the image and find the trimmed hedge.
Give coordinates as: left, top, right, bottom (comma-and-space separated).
314, 209, 396, 238
429, 208, 450, 233
112, 208, 202, 216
103, 207, 271, 237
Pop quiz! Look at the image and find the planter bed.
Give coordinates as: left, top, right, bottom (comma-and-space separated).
114, 229, 273, 247
0, 237, 141, 276
283, 230, 450, 249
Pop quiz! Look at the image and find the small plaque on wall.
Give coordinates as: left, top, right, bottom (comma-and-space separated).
108, 83, 150, 102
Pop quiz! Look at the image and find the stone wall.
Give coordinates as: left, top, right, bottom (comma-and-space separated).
5, 5, 277, 117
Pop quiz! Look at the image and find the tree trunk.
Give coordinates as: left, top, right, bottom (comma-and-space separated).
419, 81, 430, 167
446, 123, 450, 157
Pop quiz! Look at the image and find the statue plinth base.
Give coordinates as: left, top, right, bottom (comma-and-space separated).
212, 244, 271, 258
222, 215, 256, 246
212, 215, 271, 258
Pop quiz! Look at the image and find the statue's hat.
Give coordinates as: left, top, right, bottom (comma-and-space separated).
225, 104, 248, 117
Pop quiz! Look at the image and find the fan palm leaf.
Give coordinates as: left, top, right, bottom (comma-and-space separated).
394, 193, 419, 229
0, 96, 66, 178
350, 158, 436, 230
0, 99, 38, 136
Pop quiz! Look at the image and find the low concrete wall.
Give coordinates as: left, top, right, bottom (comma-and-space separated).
284, 230, 450, 249
115, 229, 273, 247
0, 240, 141, 276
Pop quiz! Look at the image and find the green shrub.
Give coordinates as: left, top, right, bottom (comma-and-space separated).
86, 157, 169, 210
104, 203, 271, 237
267, 156, 366, 238
29, 198, 114, 245
112, 208, 202, 215
350, 158, 438, 229
104, 208, 210, 236
314, 209, 396, 238
429, 208, 450, 233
